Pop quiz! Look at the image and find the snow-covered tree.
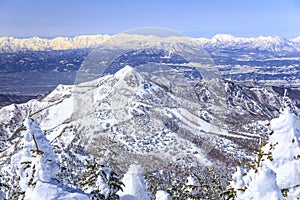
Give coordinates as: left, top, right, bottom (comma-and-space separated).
11, 118, 59, 198
229, 165, 283, 199
155, 190, 172, 200
228, 107, 300, 199
117, 164, 151, 200
183, 175, 201, 199
10, 118, 92, 200
262, 107, 300, 197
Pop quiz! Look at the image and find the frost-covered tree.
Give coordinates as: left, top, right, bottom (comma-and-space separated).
162, 167, 227, 199
229, 165, 283, 199
262, 107, 300, 198
117, 164, 151, 200
155, 190, 172, 200
228, 107, 300, 199
10, 118, 91, 200
11, 118, 59, 198
80, 159, 124, 199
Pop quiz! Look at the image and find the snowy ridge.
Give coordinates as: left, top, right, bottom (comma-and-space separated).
0, 34, 110, 52
1, 33, 300, 52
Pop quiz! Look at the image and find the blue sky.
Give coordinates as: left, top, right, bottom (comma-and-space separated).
0, 0, 300, 38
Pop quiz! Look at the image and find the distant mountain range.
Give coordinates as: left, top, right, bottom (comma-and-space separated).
0, 33, 299, 104
1, 34, 300, 53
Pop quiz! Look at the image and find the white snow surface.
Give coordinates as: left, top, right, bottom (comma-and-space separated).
27, 181, 90, 200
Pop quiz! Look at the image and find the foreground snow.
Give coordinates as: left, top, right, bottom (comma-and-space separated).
28, 181, 90, 200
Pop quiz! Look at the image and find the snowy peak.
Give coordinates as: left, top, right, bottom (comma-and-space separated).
212, 34, 236, 41
206, 34, 299, 52
113, 65, 146, 90
210, 34, 240, 44
208, 34, 247, 48
250, 36, 292, 51
114, 65, 136, 80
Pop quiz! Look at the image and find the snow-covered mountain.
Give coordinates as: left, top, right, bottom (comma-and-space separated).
1, 27, 300, 200
1, 65, 299, 168
247, 36, 298, 52
1, 33, 300, 53
208, 34, 250, 48
0, 34, 110, 52
1, 64, 300, 198
203, 34, 300, 52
